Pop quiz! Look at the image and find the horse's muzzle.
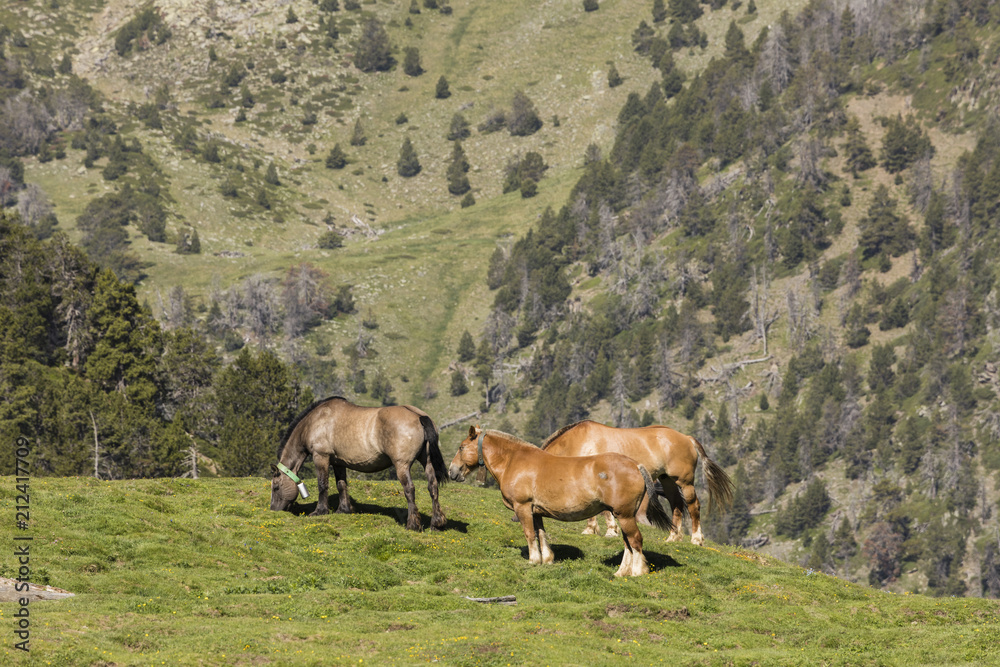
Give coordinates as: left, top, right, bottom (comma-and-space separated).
448, 465, 466, 482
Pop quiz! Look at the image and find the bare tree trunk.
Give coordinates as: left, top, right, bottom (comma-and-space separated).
182, 442, 199, 480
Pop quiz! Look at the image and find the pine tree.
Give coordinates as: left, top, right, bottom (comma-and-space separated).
447, 142, 471, 195
349, 118, 367, 146
843, 117, 876, 174
868, 343, 897, 393
508, 90, 542, 136
397, 137, 422, 177
919, 190, 955, 257
264, 162, 280, 185
858, 185, 912, 260
450, 369, 469, 396
668, 0, 702, 23
354, 17, 393, 72
326, 143, 347, 169
402, 46, 423, 76
255, 188, 271, 210
84, 269, 163, 409
223, 62, 246, 88
723, 21, 749, 63
607, 63, 623, 88
457, 331, 476, 362
214, 347, 298, 476
881, 114, 933, 174
652, 0, 667, 23
831, 517, 857, 575
632, 20, 656, 54
435, 76, 451, 99
807, 531, 831, 571
447, 113, 470, 140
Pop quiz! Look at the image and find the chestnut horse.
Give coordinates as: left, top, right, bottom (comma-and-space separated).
449, 426, 674, 576
542, 421, 733, 545
270, 396, 447, 531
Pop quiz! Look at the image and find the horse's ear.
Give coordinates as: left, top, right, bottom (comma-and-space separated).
468, 425, 479, 438
270, 463, 278, 475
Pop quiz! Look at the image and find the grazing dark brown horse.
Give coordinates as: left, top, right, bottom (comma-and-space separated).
541, 420, 734, 545
270, 396, 447, 531
449, 425, 674, 576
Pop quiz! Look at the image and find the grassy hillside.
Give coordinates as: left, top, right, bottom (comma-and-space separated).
1, 475, 998, 665
5, 0, 797, 415
6, 0, 1000, 603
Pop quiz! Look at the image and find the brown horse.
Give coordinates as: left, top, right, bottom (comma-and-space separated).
449, 425, 674, 576
270, 396, 447, 531
541, 420, 733, 545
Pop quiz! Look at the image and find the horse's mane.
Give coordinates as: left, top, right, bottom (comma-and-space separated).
485, 429, 540, 449
276, 396, 350, 459
539, 420, 591, 450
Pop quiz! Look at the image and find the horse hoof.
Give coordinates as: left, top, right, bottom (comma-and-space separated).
604, 530, 619, 539
581, 527, 597, 535
666, 532, 683, 543
692, 536, 705, 546
309, 509, 329, 516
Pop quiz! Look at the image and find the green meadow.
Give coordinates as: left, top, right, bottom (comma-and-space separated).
1, 475, 997, 665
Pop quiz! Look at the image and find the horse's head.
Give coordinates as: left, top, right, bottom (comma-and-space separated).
449, 425, 483, 482
269, 463, 299, 511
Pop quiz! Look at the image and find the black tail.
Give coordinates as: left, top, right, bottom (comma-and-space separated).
640, 466, 675, 533
420, 415, 448, 485
654, 479, 690, 518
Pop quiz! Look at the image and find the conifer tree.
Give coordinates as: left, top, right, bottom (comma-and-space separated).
508, 90, 542, 136
447, 113, 470, 140
880, 115, 933, 173
919, 190, 955, 257
187, 229, 201, 254
397, 137, 422, 177
402, 46, 423, 76
447, 141, 471, 195
843, 117, 876, 174
214, 347, 298, 476
354, 17, 393, 72
264, 162, 280, 185
450, 369, 469, 396
632, 20, 656, 54
652, 0, 667, 22
326, 143, 347, 169
858, 185, 912, 260
435, 76, 451, 99
84, 269, 163, 409
450, 140, 470, 173
607, 63, 623, 88
723, 21, 749, 63
457, 331, 476, 362
350, 118, 367, 146
668, 0, 702, 23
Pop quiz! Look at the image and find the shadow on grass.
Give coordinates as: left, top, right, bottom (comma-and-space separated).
518, 544, 586, 561
286, 496, 469, 532
601, 550, 682, 570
